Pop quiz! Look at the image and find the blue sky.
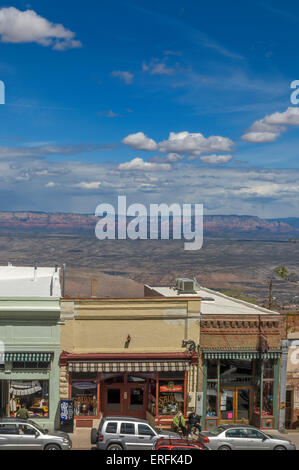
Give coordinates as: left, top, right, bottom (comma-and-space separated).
0, 0, 298, 216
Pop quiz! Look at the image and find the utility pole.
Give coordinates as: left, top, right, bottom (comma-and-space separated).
268, 276, 273, 310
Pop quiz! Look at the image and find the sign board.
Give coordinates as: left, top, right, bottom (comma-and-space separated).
60, 400, 74, 433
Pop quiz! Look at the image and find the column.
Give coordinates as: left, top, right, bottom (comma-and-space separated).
279, 341, 289, 432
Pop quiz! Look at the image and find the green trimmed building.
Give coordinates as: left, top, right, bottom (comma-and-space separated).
0, 265, 61, 431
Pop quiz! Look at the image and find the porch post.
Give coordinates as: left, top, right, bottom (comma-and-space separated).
202, 358, 207, 430
279, 340, 289, 432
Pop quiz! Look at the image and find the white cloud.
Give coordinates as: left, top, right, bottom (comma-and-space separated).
111, 70, 134, 84
45, 181, 58, 188
242, 107, 299, 143
122, 132, 158, 151
142, 57, 177, 76
118, 158, 171, 172
73, 181, 101, 189
159, 131, 234, 155
200, 154, 233, 164
0, 7, 82, 50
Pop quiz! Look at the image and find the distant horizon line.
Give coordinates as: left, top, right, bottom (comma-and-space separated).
0, 209, 297, 221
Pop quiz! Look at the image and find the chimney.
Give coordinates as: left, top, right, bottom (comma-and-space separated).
34, 261, 37, 281
91, 279, 98, 298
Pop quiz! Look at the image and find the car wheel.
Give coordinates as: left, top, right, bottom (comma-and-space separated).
274, 445, 286, 450
218, 445, 231, 450
45, 444, 61, 450
107, 444, 123, 450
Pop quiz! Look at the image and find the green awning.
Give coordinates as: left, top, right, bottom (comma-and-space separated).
1, 352, 53, 362
202, 351, 281, 360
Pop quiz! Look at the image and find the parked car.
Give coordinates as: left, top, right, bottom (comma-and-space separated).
91, 416, 180, 450
0, 418, 72, 450
200, 425, 296, 450
153, 437, 209, 451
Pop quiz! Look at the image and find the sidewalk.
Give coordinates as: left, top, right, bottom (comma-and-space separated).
69, 428, 92, 450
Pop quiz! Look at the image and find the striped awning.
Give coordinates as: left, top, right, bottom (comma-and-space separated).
202, 350, 281, 360
68, 361, 189, 373
1, 352, 53, 362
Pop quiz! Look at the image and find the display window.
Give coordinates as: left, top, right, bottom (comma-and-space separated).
10, 380, 49, 418
206, 381, 218, 416
262, 381, 274, 416
158, 380, 184, 415
71, 379, 98, 416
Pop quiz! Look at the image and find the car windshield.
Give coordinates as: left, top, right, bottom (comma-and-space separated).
27, 420, 46, 434
208, 426, 226, 436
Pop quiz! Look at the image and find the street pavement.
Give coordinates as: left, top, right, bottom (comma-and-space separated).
69, 427, 299, 450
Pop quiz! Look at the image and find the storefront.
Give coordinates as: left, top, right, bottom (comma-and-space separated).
0, 353, 53, 419
201, 351, 281, 431
60, 353, 194, 428
0, 292, 61, 431
0, 350, 60, 429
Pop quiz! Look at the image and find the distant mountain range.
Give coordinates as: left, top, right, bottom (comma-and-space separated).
0, 211, 298, 238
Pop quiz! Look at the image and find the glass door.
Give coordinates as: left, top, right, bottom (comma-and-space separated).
237, 388, 250, 420
220, 387, 251, 422
220, 388, 234, 420
126, 384, 146, 419
105, 385, 124, 415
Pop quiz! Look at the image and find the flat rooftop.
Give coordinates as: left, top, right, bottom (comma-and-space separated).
145, 284, 281, 316
0, 264, 61, 297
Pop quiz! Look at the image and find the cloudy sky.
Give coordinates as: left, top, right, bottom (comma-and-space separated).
0, 0, 298, 217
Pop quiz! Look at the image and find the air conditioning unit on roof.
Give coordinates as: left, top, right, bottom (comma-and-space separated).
176, 278, 196, 293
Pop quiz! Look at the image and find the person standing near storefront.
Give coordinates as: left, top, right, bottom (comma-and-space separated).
172, 411, 186, 435
187, 408, 201, 437
16, 404, 29, 420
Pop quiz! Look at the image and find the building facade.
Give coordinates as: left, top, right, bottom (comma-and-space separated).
59, 297, 201, 429
284, 312, 299, 429
145, 280, 284, 431
0, 265, 61, 431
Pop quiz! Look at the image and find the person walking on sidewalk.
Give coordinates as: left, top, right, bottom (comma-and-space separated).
16, 404, 29, 420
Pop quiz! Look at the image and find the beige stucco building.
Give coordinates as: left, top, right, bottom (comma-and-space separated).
60, 296, 201, 429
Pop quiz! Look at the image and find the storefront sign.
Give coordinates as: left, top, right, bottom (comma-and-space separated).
160, 382, 182, 392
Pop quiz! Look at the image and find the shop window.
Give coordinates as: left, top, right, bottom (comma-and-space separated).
263, 360, 274, 379
207, 360, 218, 379
158, 380, 184, 415
130, 388, 144, 411
220, 360, 252, 385
262, 381, 274, 416
71, 380, 97, 416
120, 422, 135, 435
206, 382, 218, 417
10, 380, 49, 419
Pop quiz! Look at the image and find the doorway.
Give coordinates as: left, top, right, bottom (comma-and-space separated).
102, 375, 147, 419
220, 386, 251, 423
